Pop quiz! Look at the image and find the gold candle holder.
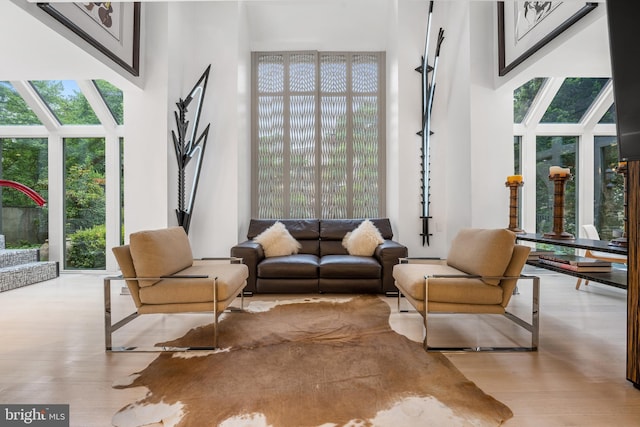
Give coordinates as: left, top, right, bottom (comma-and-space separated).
505, 176, 524, 233
610, 161, 628, 248
543, 172, 574, 240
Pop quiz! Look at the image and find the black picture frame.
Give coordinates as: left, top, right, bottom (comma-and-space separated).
498, 2, 598, 76
37, 2, 141, 77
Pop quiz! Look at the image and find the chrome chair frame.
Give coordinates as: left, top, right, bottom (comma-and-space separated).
397, 273, 540, 352
104, 274, 244, 352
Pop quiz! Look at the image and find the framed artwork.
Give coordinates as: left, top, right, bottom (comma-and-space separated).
38, 2, 141, 76
498, 2, 598, 76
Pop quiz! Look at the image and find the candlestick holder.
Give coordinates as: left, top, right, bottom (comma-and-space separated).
543, 173, 574, 239
505, 180, 525, 233
610, 161, 628, 247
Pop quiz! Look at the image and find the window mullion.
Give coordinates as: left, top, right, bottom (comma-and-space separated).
346, 54, 354, 218
283, 53, 292, 216
314, 51, 322, 218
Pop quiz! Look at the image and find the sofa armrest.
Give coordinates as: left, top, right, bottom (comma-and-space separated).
230, 240, 264, 293
375, 240, 409, 293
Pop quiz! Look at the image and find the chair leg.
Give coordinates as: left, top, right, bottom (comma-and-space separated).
213, 277, 219, 349
423, 277, 429, 351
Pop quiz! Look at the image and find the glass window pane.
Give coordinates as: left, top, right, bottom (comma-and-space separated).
0, 82, 41, 125
257, 55, 284, 93
536, 136, 578, 238
320, 55, 347, 93
0, 138, 48, 251
594, 136, 625, 240
514, 136, 522, 174
31, 80, 100, 125
64, 137, 106, 269
352, 54, 379, 93
290, 54, 316, 93
541, 78, 610, 123
599, 104, 616, 124
94, 79, 124, 125
513, 78, 544, 123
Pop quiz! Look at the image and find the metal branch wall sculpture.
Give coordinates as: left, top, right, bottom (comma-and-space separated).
172, 65, 211, 234
415, 1, 444, 246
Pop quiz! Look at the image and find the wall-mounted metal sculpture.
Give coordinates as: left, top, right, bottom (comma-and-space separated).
172, 65, 211, 234
415, 1, 444, 246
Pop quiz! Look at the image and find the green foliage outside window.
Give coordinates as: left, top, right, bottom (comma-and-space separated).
514, 78, 544, 123
0, 82, 41, 125
541, 78, 609, 123
31, 80, 101, 125
66, 224, 106, 269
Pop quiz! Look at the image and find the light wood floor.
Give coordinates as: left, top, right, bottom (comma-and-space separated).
0, 266, 639, 426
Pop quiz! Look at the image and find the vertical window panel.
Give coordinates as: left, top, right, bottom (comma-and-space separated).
64, 137, 106, 269
536, 136, 578, 238
0, 138, 48, 250
253, 51, 384, 219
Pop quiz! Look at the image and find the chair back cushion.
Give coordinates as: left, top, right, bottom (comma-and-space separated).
112, 245, 143, 308
129, 226, 193, 287
446, 228, 516, 285
500, 244, 531, 306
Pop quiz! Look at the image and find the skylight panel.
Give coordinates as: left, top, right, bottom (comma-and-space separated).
93, 80, 124, 125
0, 81, 42, 125
30, 80, 100, 125
540, 78, 609, 123
599, 104, 616, 124
513, 78, 544, 123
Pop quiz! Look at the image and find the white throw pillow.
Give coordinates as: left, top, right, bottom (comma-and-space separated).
253, 221, 301, 258
342, 220, 384, 256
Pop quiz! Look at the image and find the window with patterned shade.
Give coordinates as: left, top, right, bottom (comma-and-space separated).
252, 51, 386, 219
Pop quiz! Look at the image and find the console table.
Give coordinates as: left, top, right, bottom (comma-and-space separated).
516, 233, 627, 290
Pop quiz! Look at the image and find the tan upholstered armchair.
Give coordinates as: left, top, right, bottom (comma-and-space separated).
392, 228, 539, 351
106, 227, 248, 352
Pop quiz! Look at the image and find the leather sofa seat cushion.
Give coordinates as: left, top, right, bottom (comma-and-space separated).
139, 262, 249, 305
446, 228, 515, 286
129, 226, 193, 287
391, 263, 502, 304
258, 254, 319, 278
319, 255, 381, 279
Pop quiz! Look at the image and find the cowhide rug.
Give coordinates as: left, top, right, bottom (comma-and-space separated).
112, 295, 512, 427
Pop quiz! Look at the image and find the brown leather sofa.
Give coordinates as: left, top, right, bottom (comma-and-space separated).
230, 218, 408, 294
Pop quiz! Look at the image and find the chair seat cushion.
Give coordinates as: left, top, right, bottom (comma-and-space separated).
257, 254, 319, 278
319, 255, 381, 279
139, 263, 248, 305
393, 263, 503, 305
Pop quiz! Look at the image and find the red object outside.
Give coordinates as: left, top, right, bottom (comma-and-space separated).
0, 180, 46, 206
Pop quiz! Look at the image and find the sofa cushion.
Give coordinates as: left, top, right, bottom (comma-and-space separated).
320, 218, 393, 240
341, 219, 384, 256
129, 227, 193, 287
258, 254, 319, 278
319, 255, 381, 279
253, 221, 302, 257
248, 219, 319, 240
446, 228, 515, 286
